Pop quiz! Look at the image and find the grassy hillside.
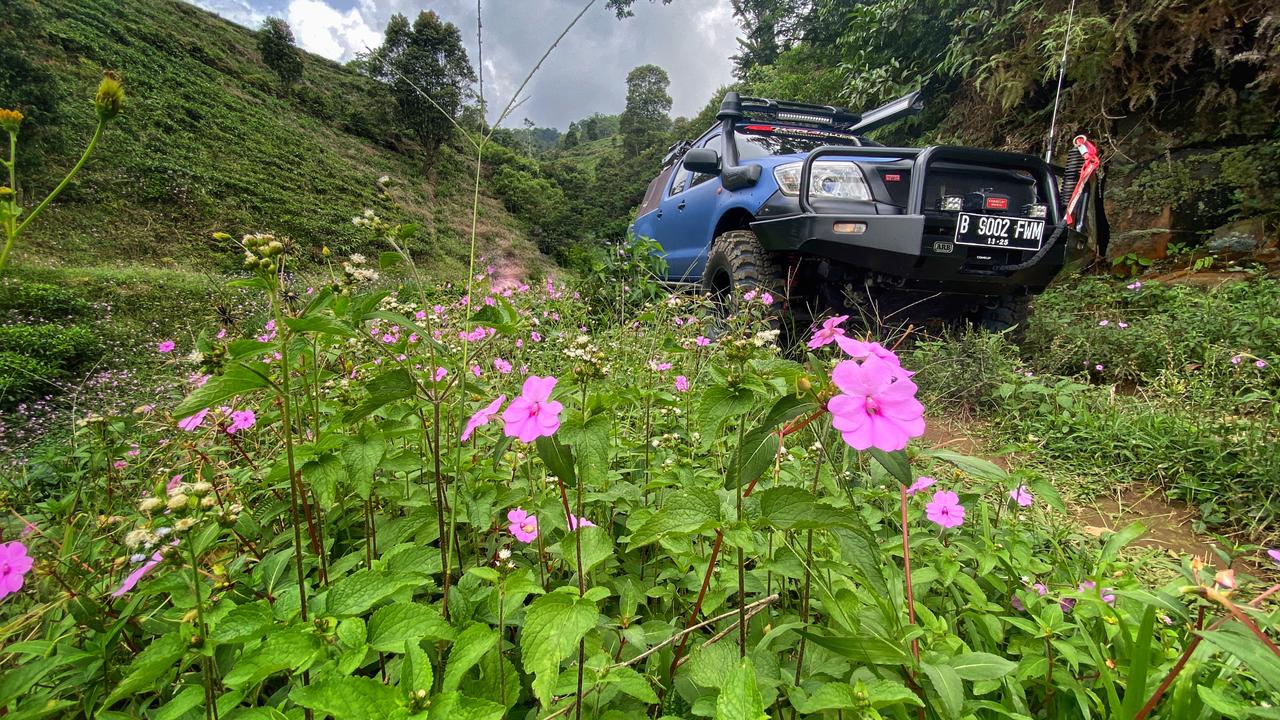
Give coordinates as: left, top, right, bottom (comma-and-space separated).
10, 0, 545, 276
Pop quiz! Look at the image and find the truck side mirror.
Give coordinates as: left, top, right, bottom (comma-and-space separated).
682, 148, 721, 175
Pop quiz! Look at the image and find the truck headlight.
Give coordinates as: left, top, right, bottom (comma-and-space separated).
774, 161, 872, 201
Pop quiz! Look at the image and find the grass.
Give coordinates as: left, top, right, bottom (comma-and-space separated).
907, 273, 1280, 539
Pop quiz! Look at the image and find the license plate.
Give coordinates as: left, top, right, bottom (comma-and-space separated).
954, 212, 1045, 251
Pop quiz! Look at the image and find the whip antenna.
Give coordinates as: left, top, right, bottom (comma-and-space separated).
1044, 0, 1078, 162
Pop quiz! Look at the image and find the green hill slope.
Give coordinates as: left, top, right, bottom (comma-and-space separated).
9, 0, 544, 276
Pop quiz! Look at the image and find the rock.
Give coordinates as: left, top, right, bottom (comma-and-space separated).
1103, 202, 1172, 261
1205, 218, 1265, 255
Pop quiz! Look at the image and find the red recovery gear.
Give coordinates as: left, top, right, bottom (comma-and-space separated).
1064, 135, 1100, 226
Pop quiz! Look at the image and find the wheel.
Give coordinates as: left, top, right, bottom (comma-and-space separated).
702, 229, 787, 318
975, 294, 1031, 338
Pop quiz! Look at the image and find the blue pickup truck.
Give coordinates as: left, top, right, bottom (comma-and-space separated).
630, 92, 1080, 331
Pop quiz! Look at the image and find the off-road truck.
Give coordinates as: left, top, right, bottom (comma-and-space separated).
631, 91, 1085, 332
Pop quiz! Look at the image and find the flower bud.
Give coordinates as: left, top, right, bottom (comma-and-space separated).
797, 377, 812, 393
167, 493, 189, 512
200, 496, 216, 509
138, 497, 164, 514
212, 232, 233, 242
190, 481, 212, 497
94, 72, 125, 122
322, 246, 331, 257
0, 108, 23, 134
0, 187, 14, 199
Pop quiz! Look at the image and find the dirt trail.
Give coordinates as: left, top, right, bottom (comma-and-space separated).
924, 417, 1243, 568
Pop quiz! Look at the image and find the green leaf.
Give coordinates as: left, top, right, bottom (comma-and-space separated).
755, 486, 853, 531
687, 641, 739, 689
289, 676, 407, 720
535, 435, 576, 485
344, 369, 416, 422
367, 602, 455, 652
866, 679, 925, 709
927, 450, 1008, 481
760, 395, 819, 432
728, 427, 779, 489
223, 628, 323, 688
154, 686, 206, 720
559, 525, 614, 575
921, 661, 964, 719
209, 601, 275, 644
303, 453, 346, 507
326, 570, 421, 617
626, 487, 720, 548
102, 633, 188, 706
443, 623, 499, 692
602, 666, 659, 704
946, 652, 1016, 681
831, 526, 889, 598
283, 315, 355, 337
174, 362, 271, 418
700, 384, 757, 432
869, 449, 913, 485
520, 590, 599, 707
1199, 625, 1280, 694
797, 630, 910, 666
715, 657, 767, 720
401, 640, 433, 702
1120, 606, 1158, 720
428, 691, 506, 720
1099, 521, 1146, 568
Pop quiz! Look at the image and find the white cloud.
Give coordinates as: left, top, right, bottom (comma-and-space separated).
285, 0, 383, 61
189, 0, 267, 28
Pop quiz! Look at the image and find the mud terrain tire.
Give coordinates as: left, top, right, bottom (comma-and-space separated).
976, 294, 1031, 337
702, 230, 786, 310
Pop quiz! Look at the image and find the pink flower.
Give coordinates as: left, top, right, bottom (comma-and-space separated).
178, 409, 209, 432
674, 375, 690, 393
828, 354, 925, 452
1268, 549, 1280, 567
649, 360, 672, 372
1009, 485, 1033, 507
1098, 320, 1110, 326
494, 358, 513, 374
1117, 322, 1129, 329
157, 340, 175, 353
760, 292, 774, 305
1079, 580, 1116, 605
0, 541, 34, 600
1095, 364, 1104, 372
434, 367, 448, 382
1011, 595, 1025, 612
502, 376, 564, 443
905, 476, 935, 496
834, 336, 902, 367
507, 508, 539, 543
696, 336, 711, 347
530, 331, 542, 343
743, 289, 757, 302
461, 395, 506, 442
226, 409, 256, 434
1258, 360, 1269, 369
167, 475, 184, 492
1127, 281, 1142, 291
567, 514, 595, 531
1214, 569, 1236, 590
111, 543, 174, 598
1232, 355, 1244, 365
113, 460, 127, 470
471, 365, 482, 378
1033, 582, 1047, 596
925, 490, 965, 528
808, 315, 848, 349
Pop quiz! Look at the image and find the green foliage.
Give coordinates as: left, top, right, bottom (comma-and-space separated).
0, 281, 89, 320
619, 64, 673, 157
367, 11, 476, 161
257, 17, 304, 92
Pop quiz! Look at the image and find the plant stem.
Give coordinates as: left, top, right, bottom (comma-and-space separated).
901, 485, 919, 662
3, 120, 104, 272
271, 280, 309, 629
188, 540, 217, 720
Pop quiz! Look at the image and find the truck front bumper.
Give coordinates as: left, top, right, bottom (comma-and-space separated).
750, 211, 1067, 295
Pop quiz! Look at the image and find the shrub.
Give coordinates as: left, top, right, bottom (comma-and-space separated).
0, 281, 90, 321
0, 324, 100, 368
0, 350, 57, 401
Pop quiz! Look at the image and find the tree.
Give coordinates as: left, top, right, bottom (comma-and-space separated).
619, 65, 671, 157
368, 12, 476, 161
257, 17, 303, 92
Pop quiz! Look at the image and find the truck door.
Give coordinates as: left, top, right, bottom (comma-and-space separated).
657, 133, 722, 282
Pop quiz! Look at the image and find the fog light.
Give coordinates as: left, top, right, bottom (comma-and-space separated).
941, 195, 963, 212
833, 222, 867, 234
1026, 203, 1048, 219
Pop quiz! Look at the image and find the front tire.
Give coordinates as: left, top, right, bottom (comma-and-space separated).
976, 294, 1031, 338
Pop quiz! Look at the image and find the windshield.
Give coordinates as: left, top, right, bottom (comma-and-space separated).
735, 125, 860, 159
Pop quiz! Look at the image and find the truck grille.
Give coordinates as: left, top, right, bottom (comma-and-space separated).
922, 163, 1037, 212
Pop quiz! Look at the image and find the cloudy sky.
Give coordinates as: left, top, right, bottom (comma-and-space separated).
187, 0, 740, 129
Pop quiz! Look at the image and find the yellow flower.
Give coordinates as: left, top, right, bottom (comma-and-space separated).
94, 72, 125, 122
0, 108, 23, 134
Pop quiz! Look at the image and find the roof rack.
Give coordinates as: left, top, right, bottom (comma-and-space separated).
723, 95, 862, 130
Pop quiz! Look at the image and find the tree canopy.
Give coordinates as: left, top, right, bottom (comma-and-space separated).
256, 17, 303, 92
